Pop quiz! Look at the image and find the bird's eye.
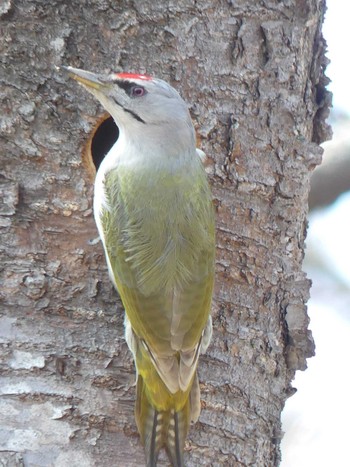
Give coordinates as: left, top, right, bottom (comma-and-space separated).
131, 86, 146, 98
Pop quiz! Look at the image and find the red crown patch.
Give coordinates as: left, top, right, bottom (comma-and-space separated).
115, 72, 152, 81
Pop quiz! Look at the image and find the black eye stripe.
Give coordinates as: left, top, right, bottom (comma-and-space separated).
115, 80, 146, 97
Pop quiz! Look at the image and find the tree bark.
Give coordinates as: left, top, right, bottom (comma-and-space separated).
0, 1, 330, 466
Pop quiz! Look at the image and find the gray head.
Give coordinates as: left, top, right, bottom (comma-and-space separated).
59, 66, 195, 141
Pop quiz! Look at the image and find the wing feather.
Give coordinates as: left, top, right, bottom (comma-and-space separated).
100, 161, 215, 393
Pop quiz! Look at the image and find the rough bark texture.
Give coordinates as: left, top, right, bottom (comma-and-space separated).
0, 1, 331, 466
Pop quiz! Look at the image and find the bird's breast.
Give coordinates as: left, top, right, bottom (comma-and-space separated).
99, 159, 214, 296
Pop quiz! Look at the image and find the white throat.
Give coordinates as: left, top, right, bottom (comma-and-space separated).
93, 116, 199, 238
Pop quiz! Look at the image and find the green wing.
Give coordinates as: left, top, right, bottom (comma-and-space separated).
101, 163, 215, 394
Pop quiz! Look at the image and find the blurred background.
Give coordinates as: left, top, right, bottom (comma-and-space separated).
281, 1, 350, 465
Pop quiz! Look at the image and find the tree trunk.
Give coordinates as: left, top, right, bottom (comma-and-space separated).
0, 1, 330, 466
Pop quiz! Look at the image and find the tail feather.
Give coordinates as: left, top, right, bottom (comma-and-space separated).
135, 376, 163, 466
189, 372, 201, 423
148, 409, 159, 467
135, 375, 192, 467
165, 407, 189, 467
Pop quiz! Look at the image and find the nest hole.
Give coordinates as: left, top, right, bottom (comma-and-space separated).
83, 113, 119, 179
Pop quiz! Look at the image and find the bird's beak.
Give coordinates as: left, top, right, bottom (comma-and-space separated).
57, 65, 109, 91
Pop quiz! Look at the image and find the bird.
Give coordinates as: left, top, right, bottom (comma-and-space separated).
59, 65, 215, 467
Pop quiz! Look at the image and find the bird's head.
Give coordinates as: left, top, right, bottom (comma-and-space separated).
59, 66, 194, 136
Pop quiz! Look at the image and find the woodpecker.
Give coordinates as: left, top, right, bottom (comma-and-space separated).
59, 65, 215, 467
